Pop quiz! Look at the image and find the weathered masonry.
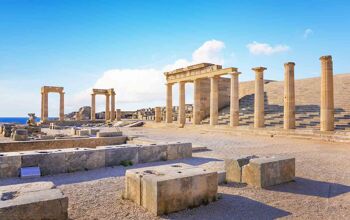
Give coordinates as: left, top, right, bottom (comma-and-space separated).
40, 86, 65, 122
91, 88, 116, 121
164, 63, 240, 126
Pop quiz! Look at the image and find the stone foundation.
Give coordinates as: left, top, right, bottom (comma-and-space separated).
225, 155, 295, 188
0, 181, 68, 220
124, 164, 217, 215
0, 142, 192, 179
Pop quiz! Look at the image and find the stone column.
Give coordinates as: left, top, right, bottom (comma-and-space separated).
59, 92, 64, 121
111, 93, 116, 121
116, 109, 121, 121
210, 76, 219, 126
41, 92, 44, 121
252, 67, 267, 128
105, 94, 110, 121
284, 62, 296, 129
155, 107, 161, 123
91, 94, 96, 121
320, 55, 334, 131
178, 81, 186, 125
43, 92, 48, 122
193, 79, 201, 125
230, 72, 241, 127
166, 83, 173, 123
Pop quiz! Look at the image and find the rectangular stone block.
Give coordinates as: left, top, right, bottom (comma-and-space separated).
225, 155, 257, 183
0, 182, 68, 220
137, 167, 218, 215
89, 128, 100, 136
96, 131, 123, 137
65, 148, 105, 172
97, 145, 139, 167
242, 156, 295, 188
0, 154, 21, 179
124, 163, 194, 205
77, 129, 89, 137
166, 142, 192, 160
138, 144, 168, 163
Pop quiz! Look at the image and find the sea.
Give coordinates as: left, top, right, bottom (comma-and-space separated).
0, 117, 57, 124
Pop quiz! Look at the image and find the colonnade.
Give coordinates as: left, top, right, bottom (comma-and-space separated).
161, 56, 335, 132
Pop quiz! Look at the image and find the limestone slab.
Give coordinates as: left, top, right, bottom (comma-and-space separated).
138, 144, 168, 163
98, 145, 139, 167
96, 131, 122, 137
242, 156, 295, 188
142, 167, 217, 215
0, 182, 68, 220
225, 155, 257, 183
0, 154, 21, 179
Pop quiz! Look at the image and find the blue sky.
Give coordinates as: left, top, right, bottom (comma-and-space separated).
1, 0, 350, 116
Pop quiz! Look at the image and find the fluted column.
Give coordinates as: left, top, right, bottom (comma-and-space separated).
210, 76, 219, 126
320, 55, 334, 131
166, 83, 173, 123
230, 72, 241, 127
91, 94, 96, 121
105, 94, 110, 121
111, 92, 116, 121
193, 79, 201, 124
155, 107, 161, 123
253, 67, 267, 128
59, 92, 64, 121
284, 62, 296, 129
178, 81, 186, 125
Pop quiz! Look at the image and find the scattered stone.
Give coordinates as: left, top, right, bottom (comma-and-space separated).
242, 156, 295, 188
225, 155, 258, 183
0, 182, 68, 220
124, 164, 217, 215
12, 129, 28, 141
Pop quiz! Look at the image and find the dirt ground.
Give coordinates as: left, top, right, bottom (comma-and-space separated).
1, 125, 349, 219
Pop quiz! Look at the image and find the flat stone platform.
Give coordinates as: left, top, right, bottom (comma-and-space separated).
0, 181, 68, 220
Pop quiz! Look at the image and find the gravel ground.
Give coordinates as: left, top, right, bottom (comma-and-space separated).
1, 125, 349, 219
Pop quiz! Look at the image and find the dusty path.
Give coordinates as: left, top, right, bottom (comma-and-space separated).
1, 126, 349, 219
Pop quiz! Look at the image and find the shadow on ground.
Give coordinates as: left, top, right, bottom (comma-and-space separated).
0, 157, 222, 187
266, 177, 350, 198
165, 194, 291, 220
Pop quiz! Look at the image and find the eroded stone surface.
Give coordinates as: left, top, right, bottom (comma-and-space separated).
242, 156, 295, 188
0, 181, 68, 220
225, 155, 257, 183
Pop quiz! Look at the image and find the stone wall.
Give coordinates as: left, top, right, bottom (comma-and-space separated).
0, 142, 192, 178
0, 136, 127, 152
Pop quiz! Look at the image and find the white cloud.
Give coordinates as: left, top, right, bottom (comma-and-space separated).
303, 28, 313, 38
74, 39, 227, 111
246, 41, 290, 55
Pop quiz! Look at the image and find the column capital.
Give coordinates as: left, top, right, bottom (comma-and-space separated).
320, 55, 332, 61
284, 62, 295, 67
252, 67, 267, 73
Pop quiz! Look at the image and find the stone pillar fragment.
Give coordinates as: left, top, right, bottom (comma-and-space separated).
116, 109, 121, 121
230, 72, 241, 127
284, 62, 296, 129
111, 93, 116, 121
41, 92, 45, 122
210, 76, 219, 126
178, 81, 186, 125
320, 55, 334, 131
166, 83, 173, 123
105, 94, 110, 121
155, 107, 161, 123
252, 67, 267, 128
59, 92, 64, 121
91, 94, 96, 121
193, 79, 201, 125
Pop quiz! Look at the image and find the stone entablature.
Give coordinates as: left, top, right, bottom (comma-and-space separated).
40, 86, 64, 122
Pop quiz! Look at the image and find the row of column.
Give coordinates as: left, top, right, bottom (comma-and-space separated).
162, 55, 335, 132
91, 93, 116, 121
40, 92, 64, 122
